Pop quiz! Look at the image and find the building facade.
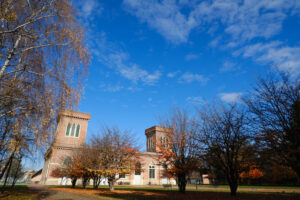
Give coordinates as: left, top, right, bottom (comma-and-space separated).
40, 110, 91, 185
40, 110, 176, 185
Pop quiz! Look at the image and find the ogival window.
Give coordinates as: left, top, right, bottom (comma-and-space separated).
65, 123, 80, 138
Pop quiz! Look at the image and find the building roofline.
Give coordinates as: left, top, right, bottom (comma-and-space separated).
145, 125, 173, 135
58, 110, 91, 121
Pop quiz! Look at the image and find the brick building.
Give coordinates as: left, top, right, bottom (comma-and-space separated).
40, 110, 91, 185
40, 110, 176, 185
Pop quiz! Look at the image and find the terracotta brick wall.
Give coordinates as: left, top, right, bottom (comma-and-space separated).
41, 110, 90, 184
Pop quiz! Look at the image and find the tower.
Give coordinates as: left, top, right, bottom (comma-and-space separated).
145, 126, 173, 152
40, 110, 91, 185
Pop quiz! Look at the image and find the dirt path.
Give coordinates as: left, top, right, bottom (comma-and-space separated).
28, 184, 100, 200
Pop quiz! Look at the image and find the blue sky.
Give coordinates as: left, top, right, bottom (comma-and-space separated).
74, 0, 300, 151
27, 0, 300, 170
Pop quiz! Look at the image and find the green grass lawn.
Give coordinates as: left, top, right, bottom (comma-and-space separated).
187, 184, 300, 190
49, 185, 300, 200
0, 185, 38, 200
49, 184, 300, 194
0, 183, 299, 200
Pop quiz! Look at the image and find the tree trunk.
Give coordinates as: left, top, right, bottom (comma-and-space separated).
229, 179, 238, 196
11, 157, 22, 188
93, 176, 97, 189
177, 173, 186, 193
0, 34, 22, 79
93, 176, 101, 189
2, 157, 13, 192
82, 176, 89, 188
0, 153, 14, 180
71, 178, 77, 188
108, 178, 115, 191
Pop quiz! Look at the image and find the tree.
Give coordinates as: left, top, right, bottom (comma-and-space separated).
83, 146, 103, 189
91, 127, 139, 191
157, 108, 198, 193
245, 74, 300, 177
3, 155, 24, 188
0, 0, 89, 179
52, 147, 91, 188
197, 103, 251, 196
239, 165, 264, 185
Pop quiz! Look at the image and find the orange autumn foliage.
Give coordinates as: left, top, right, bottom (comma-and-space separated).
240, 166, 264, 179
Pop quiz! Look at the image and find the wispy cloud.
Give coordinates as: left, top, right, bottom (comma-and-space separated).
185, 53, 199, 61
123, 0, 197, 43
123, 0, 300, 74
186, 96, 205, 105
100, 84, 123, 92
209, 36, 221, 48
236, 41, 300, 75
192, 0, 298, 42
178, 72, 208, 84
124, 0, 298, 43
92, 33, 162, 85
79, 0, 103, 19
220, 61, 239, 73
219, 92, 242, 103
167, 71, 180, 78
107, 53, 162, 85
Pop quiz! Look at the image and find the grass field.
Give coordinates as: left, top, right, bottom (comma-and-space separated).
50, 184, 300, 193
49, 186, 300, 200
0, 185, 38, 200
1, 184, 300, 200
187, 184, 300, 190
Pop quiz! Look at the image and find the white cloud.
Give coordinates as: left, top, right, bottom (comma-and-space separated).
100, 84, 123, 92
209, 36, 221, 48
167, 71, 180, 78
219, 61, 239, 73
191, 0, 297, 42
123, 0, 300, 75
237, 42, 300, 75
185, 53, 199, 61
178, 72, 208, 84
186, 96, 205, 105
123, 0, 197, 43
124, 0, 298, 43
219, 92, 242, 103
108, 54, 162, 85
80, 0, 103, 19
92, 33, 162, 85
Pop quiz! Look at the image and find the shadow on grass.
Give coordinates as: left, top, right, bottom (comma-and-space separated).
48, 185, 300, 200
37, 190, 59, 200
95, 190, 300, 200
0, 185, 39, 200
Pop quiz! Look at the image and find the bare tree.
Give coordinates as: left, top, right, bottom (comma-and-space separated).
157, 108, 198, 193
244, 74, 300, 177
197, 103, 251, 196
0, 0, 89, 180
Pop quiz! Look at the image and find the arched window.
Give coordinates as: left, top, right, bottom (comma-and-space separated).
62, 156, 71, 168
70, 124, 75, 136
66, 123, 71, 136
149, 165, 155, 178
75, 124, 80, 137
